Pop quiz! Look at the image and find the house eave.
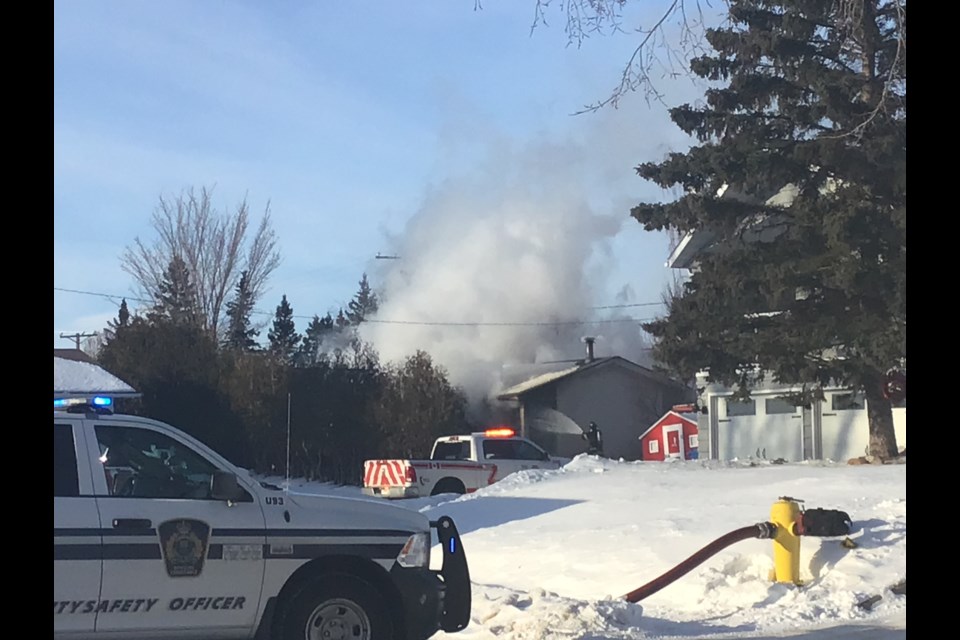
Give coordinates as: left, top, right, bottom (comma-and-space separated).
497, 356, 689, 401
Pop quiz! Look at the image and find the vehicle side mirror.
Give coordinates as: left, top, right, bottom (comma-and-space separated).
211, 471, 245, 502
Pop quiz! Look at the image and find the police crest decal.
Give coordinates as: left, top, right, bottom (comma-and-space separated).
158, 519, 211, 578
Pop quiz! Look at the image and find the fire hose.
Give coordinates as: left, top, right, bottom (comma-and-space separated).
621, 522, 777, 603
621, 499, 855, 603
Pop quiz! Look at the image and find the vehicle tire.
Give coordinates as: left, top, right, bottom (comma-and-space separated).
278, 573, 393, 640
430, 478, 465, 496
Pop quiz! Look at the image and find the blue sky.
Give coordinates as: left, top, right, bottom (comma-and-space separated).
54, 1, 714, 385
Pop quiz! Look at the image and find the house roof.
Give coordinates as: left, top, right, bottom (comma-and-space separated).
496, 356, 687, 401
496, 363, 582, 399
53, 348, 97, 364
54, 356, 140, 399
667, 228, 719, 269
666, 182, 803, 270
638, 410, 700, 439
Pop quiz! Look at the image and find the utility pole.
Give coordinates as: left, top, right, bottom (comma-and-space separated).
59, 332, 97, 349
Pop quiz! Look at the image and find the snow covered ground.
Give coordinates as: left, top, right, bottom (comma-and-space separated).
274, 455, 906, 639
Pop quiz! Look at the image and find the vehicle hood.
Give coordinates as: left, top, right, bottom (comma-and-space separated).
284, 492, 430, 533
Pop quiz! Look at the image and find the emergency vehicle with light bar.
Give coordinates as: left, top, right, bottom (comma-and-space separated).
363, 428, 562, 499
54, 396, 470, 640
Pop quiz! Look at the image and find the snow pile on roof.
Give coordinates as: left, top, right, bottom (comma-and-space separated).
497, 364, 581, 398
54, 356, 138, 397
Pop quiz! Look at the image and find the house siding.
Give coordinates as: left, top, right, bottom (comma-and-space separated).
697, 376, 906, 462
552, 364, 691, 461
640, 412, 699, 461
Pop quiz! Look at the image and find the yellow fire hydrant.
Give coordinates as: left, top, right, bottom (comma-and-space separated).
770, 496, 801, 584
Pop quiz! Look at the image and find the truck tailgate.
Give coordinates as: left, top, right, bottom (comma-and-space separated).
363, 459, 413, 489
364, 459, 433, 498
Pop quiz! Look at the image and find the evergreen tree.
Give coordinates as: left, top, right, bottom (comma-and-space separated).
98, 317, 251, 465
373, 351, 468, 459
297, 313, 336, 366
117, 299, 130, 327
335, 308, 350, 330
631, 0, 905, 459
106, 299, 131, 334
267, 294, 300, 364
318, 312, 335, 332
149, 255, 201, 327
101, 298, 134, 349
224, 270, 259, 351
345, 273, 379, 325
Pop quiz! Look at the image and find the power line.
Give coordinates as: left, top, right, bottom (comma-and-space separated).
360, 317, 656, 327
54, 286, 151, 305
54, 285, 664, 327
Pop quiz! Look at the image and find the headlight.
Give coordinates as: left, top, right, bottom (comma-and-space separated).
396, 532, 431, 568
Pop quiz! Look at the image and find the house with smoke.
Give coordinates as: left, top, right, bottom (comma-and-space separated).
666, 184, 906, 462
495, 338, 694, 461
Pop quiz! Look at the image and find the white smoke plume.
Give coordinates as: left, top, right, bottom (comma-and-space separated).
360, 114, 668, 404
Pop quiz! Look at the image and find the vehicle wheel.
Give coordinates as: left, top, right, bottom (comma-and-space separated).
278, 573, 393, 640
431, 478, 465, 496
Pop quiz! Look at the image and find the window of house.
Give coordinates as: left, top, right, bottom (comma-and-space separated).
725, 398, 756, 417
54, 424, 79, 498
688, 434, 699, 449
765, 397, 797, 415
832, 392, 865, 411
649, 440, 659, 454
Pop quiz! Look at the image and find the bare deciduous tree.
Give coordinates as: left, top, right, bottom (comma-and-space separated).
528, 0, 905, 122
121, 186, 281, 343
531, 0, 720, 111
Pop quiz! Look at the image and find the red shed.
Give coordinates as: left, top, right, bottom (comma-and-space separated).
639, 405, 700, 461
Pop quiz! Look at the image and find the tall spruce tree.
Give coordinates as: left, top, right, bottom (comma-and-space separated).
103, 298, 133, 347
345, 273, 379, 325
632, 0, 905, 459
267, 294, 300, 364
224, 270, 260, 351
108, 299, 131, 331
335, 309, 350, 330
297, 313, 336, 366
149, 255, 202, 327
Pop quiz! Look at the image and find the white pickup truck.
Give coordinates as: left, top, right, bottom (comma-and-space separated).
54, 396, 470, 640
363, 428, 562, 499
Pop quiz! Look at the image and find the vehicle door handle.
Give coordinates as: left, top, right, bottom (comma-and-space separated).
112, 518, 152, 530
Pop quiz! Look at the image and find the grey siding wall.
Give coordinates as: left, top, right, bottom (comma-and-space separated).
552, 365, 690, 461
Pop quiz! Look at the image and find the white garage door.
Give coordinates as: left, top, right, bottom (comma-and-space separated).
717, 394, 803, 461
821, 392, 907, 460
